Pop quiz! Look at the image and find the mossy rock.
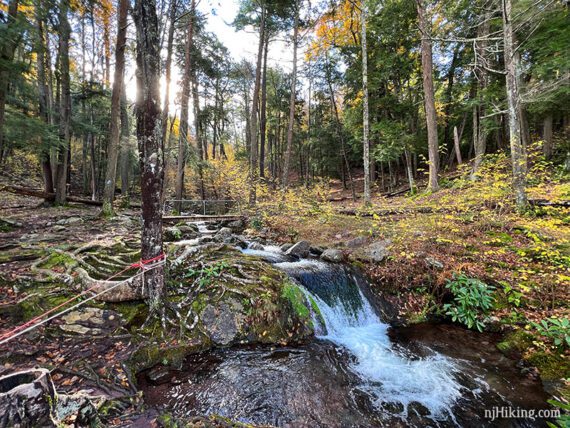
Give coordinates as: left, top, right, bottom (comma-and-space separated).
496, 329, 534, 357
526, 351, 570, 382
126, 244, 315, 374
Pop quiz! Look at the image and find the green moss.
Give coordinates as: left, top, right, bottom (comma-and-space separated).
496, 330, 534, 355
281, 282, 310, 320
127, 336, 209, 375
110, 301, 148, 327
527, 351, 570, 381
16, 288, 73, 321
39, 251, 78, 270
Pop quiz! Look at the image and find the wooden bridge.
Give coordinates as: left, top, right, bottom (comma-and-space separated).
162, 214, 244, 222
162, 199, 243, 223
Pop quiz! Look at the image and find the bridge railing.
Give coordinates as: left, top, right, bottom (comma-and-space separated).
163, 199, 241, 216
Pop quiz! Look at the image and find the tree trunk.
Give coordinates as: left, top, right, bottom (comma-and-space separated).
249, 5, 266, 204
282, 0, 299, 189
120, 90, 130, 200
35, 1, 54, 196
471, 11, 490, 178
502, 0, 527, 209
259, 35, 269, 178
416, 0, 439, 192
101, 0, 129, 216
55, 0, 71, 205
543, 114, 553, 159
326, 58, 355, 200
361, 2, 371, 203
0, 0, 20, 164
161, 0, 177, 143
133, 0, 165, 313
191, 48, 205, 199
176, 0, 195, 211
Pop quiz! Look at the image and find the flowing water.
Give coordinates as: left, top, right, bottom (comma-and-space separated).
140, 242, 551, 427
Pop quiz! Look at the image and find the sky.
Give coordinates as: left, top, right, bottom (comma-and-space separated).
125, 0, 296, 112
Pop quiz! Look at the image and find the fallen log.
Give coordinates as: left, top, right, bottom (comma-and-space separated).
1, 185, 141, 208
529, 199, 570, 208
338, 206, 436, 217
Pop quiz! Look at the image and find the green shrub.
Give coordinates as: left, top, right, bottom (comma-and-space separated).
443, 274, 495, 332
532, 317, 570, 350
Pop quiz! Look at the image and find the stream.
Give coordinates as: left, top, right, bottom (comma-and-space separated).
141, 231, 551, 427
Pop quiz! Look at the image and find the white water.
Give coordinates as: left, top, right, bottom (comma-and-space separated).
240, 244, 290, 263
277, 257, 465, 420
310, 289, 463, 419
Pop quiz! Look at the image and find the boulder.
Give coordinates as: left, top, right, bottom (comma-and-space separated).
285, 241, 311, 258
128, 245, 315, 373
164, 226, 183, 242
359, 240, 391, 263
248, 242, 264, 251
226, 219, 245, 232
60, 307, 123, 336
216, 227, 233, 238
280, 243, 293, 252
425, 257, 444, 270
321, 249, 344, 263
56, 217, 82, 226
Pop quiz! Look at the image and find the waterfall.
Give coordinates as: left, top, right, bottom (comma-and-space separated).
255, 246, 465, 420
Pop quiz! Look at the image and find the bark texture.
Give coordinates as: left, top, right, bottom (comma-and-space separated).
102, 0, 129, 216
502, 0, 528, 209
133, 0, 166, 312
282, 0, 299, 188
361, 2, 371, 203
416, 0, 439, 192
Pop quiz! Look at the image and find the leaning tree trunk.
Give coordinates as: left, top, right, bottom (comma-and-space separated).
249, 5, 266, 204
282, 0, 299, 189
361, 1, 371, 203
176, 0, 194, 212
55, 0, 71, 205
101, 0, 129, 216
133, 0, 165, 313
416, 0, 439, 192
502, 0, 527, 209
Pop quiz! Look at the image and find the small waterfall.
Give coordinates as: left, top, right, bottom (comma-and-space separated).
258, 245, 465, 420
